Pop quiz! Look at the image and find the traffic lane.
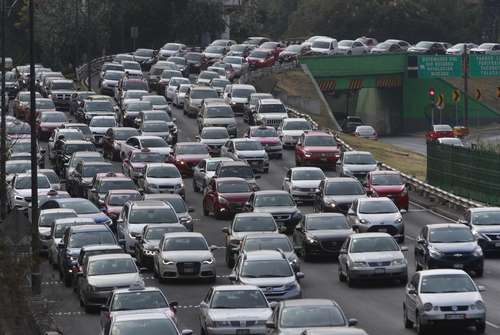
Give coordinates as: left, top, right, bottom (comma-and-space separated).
380, 136, 427, 156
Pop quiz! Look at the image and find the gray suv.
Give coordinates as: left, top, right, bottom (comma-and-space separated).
197, 101, 237, 137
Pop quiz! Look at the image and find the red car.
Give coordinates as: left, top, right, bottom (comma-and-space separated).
168, 142, 210, 177
426, 124, 454, 141
202, 177, 252, 219
100, 189, 142, 223
259, 41, 285, 59
247, 49, 275, 69
245, 125, 283, 159
365, 171, 409, 210
295, 131, 341, 168
122, 149, 166, 180
36, 111, 68, 140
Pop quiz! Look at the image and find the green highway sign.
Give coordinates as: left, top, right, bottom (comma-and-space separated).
469, 55, 500, 77
417, 55, 462, 78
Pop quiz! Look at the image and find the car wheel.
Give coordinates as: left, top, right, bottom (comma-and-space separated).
415, 313, 427, 335
403, 305, 414, 329
193, 179, 200, 193
225, 249, 235, 268
203, 202, 209, 216
476, 320, 486, 334
346, 268, 356, 287
338, 267, 346, 282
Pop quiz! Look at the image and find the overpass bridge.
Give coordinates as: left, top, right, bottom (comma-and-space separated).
300, 54, 499, 135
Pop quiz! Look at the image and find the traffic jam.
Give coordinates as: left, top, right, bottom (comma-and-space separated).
3, 37, 499, 335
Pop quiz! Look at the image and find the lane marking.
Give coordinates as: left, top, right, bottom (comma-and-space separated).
409, 201, 455, 222
42, 281, 64, 286
487, 321, 500, 329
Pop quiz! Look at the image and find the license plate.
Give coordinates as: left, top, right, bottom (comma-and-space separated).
320, 158, 328, 162
445, 314, 465, 320
250, 161, 259, 166
495, 242, 500, 247
183, 264, 194, 273
378, 228, 387, 233
374, 268, 385, 274
236, 330, 250, 335
453, 264, 463, 269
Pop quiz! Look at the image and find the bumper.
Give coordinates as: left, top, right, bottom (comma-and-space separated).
281, 136, 300, 147
477, 237, 500, 252
420, 311, 485, 326
262, 288, 301, 301
84, 290, 113, 307
290, 189, 318, 202
145, 187, 185, 197
206, 326, 266, 335
244, 159, 269, 172
428, 256, 483, 272
158, 262, 216, 280
305, 240, 344, 255
349, 265, 407, 280
263, 145, 282, 156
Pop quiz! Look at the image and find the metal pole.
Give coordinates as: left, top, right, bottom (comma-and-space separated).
1, 0, 7, 220
86, 0, 91, 90
463, 51, 469, 127
75, 0, 79, 73
29, 0, 41, 296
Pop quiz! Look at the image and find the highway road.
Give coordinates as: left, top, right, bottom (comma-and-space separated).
34, 100, 500, 335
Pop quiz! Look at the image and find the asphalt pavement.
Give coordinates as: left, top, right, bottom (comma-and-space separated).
33, 100, 500, 335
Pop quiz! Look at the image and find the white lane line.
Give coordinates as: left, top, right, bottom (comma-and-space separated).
487, 321, 500, 329
409, 201, 454, 221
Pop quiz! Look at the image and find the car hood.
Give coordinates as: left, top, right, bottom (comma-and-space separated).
146, 177, 182, 186
141, 131, 170, 137
420, 291, 482, 306
203, 53, 223, 59
177, 154, 210, 162
152, 104, 169, 110
253, 206, 298, 214
160, 250, 213, 261
357, 212, 401, 224
231, 97, 249, 104
350, 250, 404, 263
148, 147, 172, 155
308, 229, 353, 240
429, 242, 478, 253
292, 180, 322, 188
200, 139, 228, 146
235, 150, 267, 158
110, 308, 174, 321
220, 192, 252, 203
203, 118, 236, 126
252, 137, 281, 145
372, 185, 405, 194
40, 122, 64, 128
304, 146, 340, 153
277, 327, 365, 335
473, 225, 500, 234
88, 272, 141, 288
208, 308, 272, 321
323, 194, 366, 204
343, 164, 378, 173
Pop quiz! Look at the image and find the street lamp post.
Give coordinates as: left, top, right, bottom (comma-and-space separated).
87, 0, 91, 90
1, 0, 7, 220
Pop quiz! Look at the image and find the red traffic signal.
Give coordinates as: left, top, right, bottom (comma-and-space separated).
428, 88, 436, 97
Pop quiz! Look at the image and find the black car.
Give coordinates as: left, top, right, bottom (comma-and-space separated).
135, 223, 188, 269
244, 190, 302, 234
58, 224, 117, 286
69, 91, 95, 115
407, 41, 447, 55
293, 213, 353, 260
185, 52, 204, 74
66, 161, 113, 197
54, 140, 97, 177
415, 223, 484, 277
460, 207, 500, 253
314, 177, 367, 214
341, 116, 363, 134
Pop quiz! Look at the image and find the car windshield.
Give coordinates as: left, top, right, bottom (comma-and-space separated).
111, 291, 168, 311
218, 180, 250, 193
40, 171, 59, 184
186, 53, 202, 61
358, 200, 398, 214
135, 49, 154, 57
472, 211, 500, 225
54, 223, 76, 238
233, 215, 276, 232
205, 46, 224, 54
97, 179, 137, 193
350, 236, 399, 253
143, 122, 168, 132
250, 95, 273, 105
144, 96, 167, 105
191, 90, 218, 100
251, 128, 276, 137
64, 143, 96, 154
255, 194, 294, 207
415, 41, 433, 48
199, 72, 219, 80
141, 138, 167, 147
258, 104, 286, 114
206, 106, 234, 118
306, 216, 349, 230
147, 166, 180, 178
15, 176, 50, 189
90, 118, 116, 127
439, 138, 463, 146
433, 125, 452, 132
159, 198, 186, 213
304, 136, 337, 146
179, 86, 191, 93
281, 305, 346, 328
86, 101, 113, 112
371, 174, 403, 186
169, 57, 185, 65
60, 200, 99, 214
145, 226, 186, 239
170, 78, 189, 87
36, 100, 55, 109
69, 154, 104, 168
127, 102, 152, 111
104, 72, 123, 80
202, 128, 228, 139
344, 153, 375, 165
108, 193, 142, 206
284, 121, 311, 131
123, 62, 141, 70
161, 71, 181, 79
292, 169, 324, 181
39, 212, 77, 227
103, 64, 124, 72
312, 41, 332, 49
219, 166, 254, 179
6, 162, 31, 174
51, 81, 74, 90
339, 40, 353, 47
110, 318, 177, 335
87, 258, 136, 276
429, 227, 474, 243
68, 231, 115, 248
115, 129, 139, 140
163, 236, 207, 251
249, 50, 268, 58
129, 208, 177, 224
176, 144, 208, 155
124, 81, 148, 91
285, 45, 302, 52
8, 124, 31, 135
212, 80, 230, 88
244, 237, 291, 252
82, 164, 112, 177
41, 113, 66, 122
131, 153, 164, 162
69, 125, 92, 136
325, 181, 364, 196
211, 290, 268, 309
224, 57, 242, 65
126, 91, 148, 99
420, 274, 476, 294
235, 141, 263, 151
56, 131, 84, 141
242, 260, 292, 278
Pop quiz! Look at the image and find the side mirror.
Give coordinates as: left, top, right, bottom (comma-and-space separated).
222, 227, 229, 234
416, 238, 425, 244
477, 285, 486, 292
296, 226, 303, 232
209, 245, 218, 252
269, 301, 278, 309
228, 273, 237, 281
348, 318, 358, 327
195, 135, 200, 140
295, 272, 305, 279
400, 246, 409, 252
116, 218, 124, 224
407, 288, 417, 295
347, 209, 355, 216
181, 330, 193, 335
458, 219, 468, 225
169, 301, 179, 309
400, 209, 407, 214
188, 207, 195, 213
57, 242, 65, 249
265, 320, 275, 329
254, 175, 261, 179
90, 188, 97, 193
284, 177, 290, 182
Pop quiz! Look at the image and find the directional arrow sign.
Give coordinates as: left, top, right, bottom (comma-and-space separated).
436, 94, 445, 109
452, 89, 461, 103
475, 89, 482, 101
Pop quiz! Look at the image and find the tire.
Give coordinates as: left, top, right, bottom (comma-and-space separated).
225, 249, 235, 268
203, 203, 209, 216
346, 268, 356, 288
338, 268, 346, 282
193, 179, 200, 193
415, 313, 427, 335
476, 320, 486, 334
403, 305, 414, 329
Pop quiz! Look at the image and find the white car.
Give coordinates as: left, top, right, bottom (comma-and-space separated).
337, 40, 369, 55
121, 60, 143, 78
8, 173, 52, 210
278, 118, 313, 147
283, 167, 325, 202
28, 169, 61, 191
139, 120, 172, 142
38, 208, 78, 254
140, 163, 184, 197
310, 37, 338, 55
354, 125, 378, 140
141, 95, 171, 115
437, 137, 464, 147
220, 138, 269, 173
470, 43, 500, 55
446, 43, 478, 55
47, 128, 85, 160
120, 135, 172, 159
197, 71, 220, 86
165, 77, 190, 101
403, 269, 486, 334
254, 98, 288, 128
88, 116, 117, 145
173, 84, 192, 107
222, 56, 248, 77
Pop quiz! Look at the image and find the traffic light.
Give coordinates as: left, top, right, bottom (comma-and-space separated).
428, 87, 436, 103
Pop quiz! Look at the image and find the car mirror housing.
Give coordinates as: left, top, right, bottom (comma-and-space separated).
348, 318, 358, 327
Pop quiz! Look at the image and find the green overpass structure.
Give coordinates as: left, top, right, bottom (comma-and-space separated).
300, 54, 500, 134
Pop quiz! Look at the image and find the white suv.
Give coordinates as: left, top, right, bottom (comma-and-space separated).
254, 98, 288, 128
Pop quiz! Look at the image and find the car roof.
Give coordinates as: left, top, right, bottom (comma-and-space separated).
162, 232, 204, 238
351, 232, 392, 239
235, 212, 274, 218
282, 298, 337, 307
419, 269, 470, 276
113, 312, 170, 322
232, 138, 259, 143
145, 223, 186, 230
130, 200, 171, 208
68, 224, 109, 232
357, 197, 392, 203
305, 213, 346, 219
107, 189, 141, 195
469, 207, 500, 213
259, 98, 282, 105
244, 232, 286, 239
88, 253, 132, 262
144, 193, 183, 200
81, 244, 122, 252
303, 131, 331, 136
218, 160, 248, 167
427, 223, 470, 229
216, 177, 248, 183
40, 208, 76, 215
368, 170, 400, 176
53, 217, 95, 225
290, 167, 323, 172
244, 250, 286, 260
113, 286, 163, 294
254, 190, 290, 195
212, 285, 261, 291
344, 150, 371, 155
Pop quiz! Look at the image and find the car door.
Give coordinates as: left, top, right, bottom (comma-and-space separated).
117, 204, 129, 243
405, 273, 420, 321
352, 41, 365, 55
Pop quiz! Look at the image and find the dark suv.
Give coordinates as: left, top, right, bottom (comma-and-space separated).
213, 160, 260, 191
313, 177, 367, 214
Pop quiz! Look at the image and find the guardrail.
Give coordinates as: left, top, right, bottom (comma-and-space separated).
75, 55, 115, 88
239, 61, 300, 84
286, 107, 483, 212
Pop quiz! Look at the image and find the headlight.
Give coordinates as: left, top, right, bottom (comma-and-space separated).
284, 281, 298, 290
428, 248, 443, 258
395, 217, 402, 223
352, 261, 368, 268
306, 236, 318, 244
162, 259, 174, 265
175, 183, 184, 190
359, 218, 369, 224
304, 152, 312, 158
214, 321, 232, 327
473, 246, 483, 257
328, 202, 336, 208
202, 257, 215, 264
472, 300, 485, 310
144, 250, 156, 256
472, 230, 488, 241
15, 195, 24, 200
423, 303, 433, 312
391, 258, 406, 265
